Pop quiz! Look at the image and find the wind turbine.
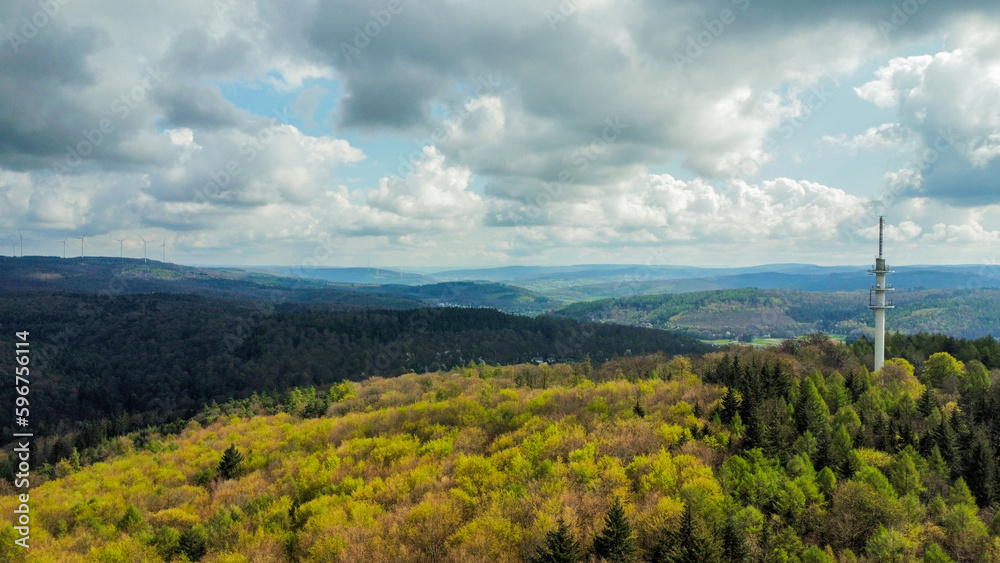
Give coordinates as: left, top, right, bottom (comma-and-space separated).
139, 235, 152, 263
62, 236, 69, 259
6, 236, 14, 257
116, 237, 128, 258
77, 231, 88, 257
159, 240, 169, 262
17, 230, 23, 257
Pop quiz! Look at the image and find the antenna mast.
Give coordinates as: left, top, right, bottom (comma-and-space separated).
868, 216, 894, 370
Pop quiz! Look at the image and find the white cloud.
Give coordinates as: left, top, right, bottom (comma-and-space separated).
3, 0, 1000, 265
823, 123, 911, 152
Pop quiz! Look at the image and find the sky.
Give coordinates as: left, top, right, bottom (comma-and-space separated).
1, 0, 999, 268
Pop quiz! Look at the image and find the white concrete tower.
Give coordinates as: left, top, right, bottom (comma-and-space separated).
868, 216, 894, 371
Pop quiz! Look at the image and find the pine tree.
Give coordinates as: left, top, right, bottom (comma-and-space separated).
649, 504, 719, 563
917, 388, 939, 417
633, 401, 646, 419
720, 512, 748, 563
591, 498, 638, 563
178, 524, 207, 561
961, 429, 996, 506
721, 388, 742, 424
217, 443, 245, 480
795, 380, 830, 436
531, 519, 580, 563
933, 415, 958, 477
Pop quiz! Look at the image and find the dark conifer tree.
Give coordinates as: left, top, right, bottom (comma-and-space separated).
961, 429, 996, 506
649, 504, 719, 563
720, 512, 748, 563
531, 519, 580, 563
917, 389, 939, 418
933, 416, 958, 477
591, 498, 638, 563
217, 443, 245, 480
721, 387, 742, 425
633, 401, 646, 419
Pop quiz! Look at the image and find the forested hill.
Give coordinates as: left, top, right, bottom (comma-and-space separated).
555, 288, 1000, 340
0, 257, 561, 314
0, 256, 424, 308
0, 292, 709, 440
352, 280, 563, 315
6, 336, 1000, 561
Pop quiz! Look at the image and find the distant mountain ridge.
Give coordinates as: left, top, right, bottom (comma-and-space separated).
0, 257, 561, 315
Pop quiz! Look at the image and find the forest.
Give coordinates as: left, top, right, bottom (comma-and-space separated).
556, 288, 1000, 340
0, 292, 708, 444
2, 334, 999, 562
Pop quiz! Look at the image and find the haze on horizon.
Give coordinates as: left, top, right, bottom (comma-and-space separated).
2, 0, 1000, 268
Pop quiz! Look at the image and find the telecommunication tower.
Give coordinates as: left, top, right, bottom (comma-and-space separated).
868, 217, 894, 370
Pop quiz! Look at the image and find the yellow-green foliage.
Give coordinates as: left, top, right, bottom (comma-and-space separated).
0, 369, 724, 562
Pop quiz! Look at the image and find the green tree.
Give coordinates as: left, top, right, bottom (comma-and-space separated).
649, 504, 719, 563
178, 524, 207, 561
961, 429, 996, 506
795, 380, 831, 462
800, 545, 832, 563
817, 466, 837, 498
116, 505, 143, 534
591, 498, 638, 563
531, 519, 580, 563
825, 481, 906, 553
922, 542, 956, 563
887, 448, 924, 498
721, 387, 742, 424
864, 525, 913, 562
922, 352, 965, 389
217, 443, 245, 480
828, 425, 852, 476
720, 511, 749, 563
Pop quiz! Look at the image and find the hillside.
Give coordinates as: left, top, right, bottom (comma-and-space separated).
0, 292, 709, 440
0, 257, 424, 309
353, 281, 563, 315
426, 264, 1000, 302
4, 338, 1000, 561
0, 258, 561, 315
556, 288, 1000, 340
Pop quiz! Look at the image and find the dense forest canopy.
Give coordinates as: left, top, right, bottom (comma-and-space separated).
0, 292, 708, 442
3, 335, 1000, 561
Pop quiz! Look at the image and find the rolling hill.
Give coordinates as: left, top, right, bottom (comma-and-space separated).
555, 288, 1000, 340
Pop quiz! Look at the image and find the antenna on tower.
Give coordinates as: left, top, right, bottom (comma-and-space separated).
878, 216, 884, 259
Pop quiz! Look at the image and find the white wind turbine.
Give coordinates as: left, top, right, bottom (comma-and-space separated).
116, 237, 128, 259
62, 236, 70, 259
139, 235, 152, 263
77, 231, 88, 257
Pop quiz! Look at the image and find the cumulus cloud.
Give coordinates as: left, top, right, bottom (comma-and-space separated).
854, 21, 1000, 205
3, 0, 1000, 265
823, 123, 911, 153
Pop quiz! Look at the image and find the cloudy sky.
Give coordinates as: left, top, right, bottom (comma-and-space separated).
1, 0, 999, 268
